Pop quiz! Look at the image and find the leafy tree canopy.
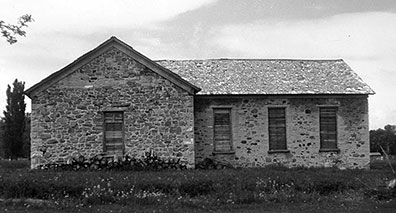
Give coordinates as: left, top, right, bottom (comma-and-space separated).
370, 124, 396, 155
2, 79, 26, 159
0, 14, 33, 44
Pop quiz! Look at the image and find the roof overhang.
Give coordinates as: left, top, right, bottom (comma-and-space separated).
25, 36, 201, 98
195, 93, 371, 99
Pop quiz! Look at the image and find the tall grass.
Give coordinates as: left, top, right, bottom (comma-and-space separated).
0, 164, 395, 208
0, 159, 30, 170
0, 159, 395, 212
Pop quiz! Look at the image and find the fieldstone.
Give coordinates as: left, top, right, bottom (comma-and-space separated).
194, 96, 369, 169
29, 47, 195, 169
40, 134, 51, 140
46, 139, 58, 144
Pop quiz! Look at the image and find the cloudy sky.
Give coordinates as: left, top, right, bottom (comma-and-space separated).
0, 0, 395, 129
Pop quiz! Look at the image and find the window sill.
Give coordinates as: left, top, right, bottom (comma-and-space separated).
319, 148, 340, 153
268, 150, 290, 154
213, 151, 236, 155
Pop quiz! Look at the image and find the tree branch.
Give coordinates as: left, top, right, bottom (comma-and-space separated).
0, 14, 34, 44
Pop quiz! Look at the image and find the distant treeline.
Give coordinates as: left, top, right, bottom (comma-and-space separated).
370, 124, 396, 155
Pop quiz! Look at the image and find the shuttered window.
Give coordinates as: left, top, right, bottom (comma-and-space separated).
213, 108, 233, 152
104, 112, 124, 155
268, 108, 287, 151
319, 107, 337, 150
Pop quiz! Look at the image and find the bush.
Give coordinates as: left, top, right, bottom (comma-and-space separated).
370, 159, 396, 171
37, 151, 187, 171
196, 158, 233, 169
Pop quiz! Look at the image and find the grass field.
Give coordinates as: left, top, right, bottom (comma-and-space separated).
0, 159, 395, 212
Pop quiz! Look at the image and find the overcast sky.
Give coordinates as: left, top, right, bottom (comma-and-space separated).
1, 0, 395, 129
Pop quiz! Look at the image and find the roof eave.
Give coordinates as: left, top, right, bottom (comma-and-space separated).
111, 37, 201, 94
195, 92, 374, 96
25, 37, 118, 98
25, 36, 201, 98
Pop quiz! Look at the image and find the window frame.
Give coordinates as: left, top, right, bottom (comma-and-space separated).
103, 111, 125, 155
212, 107, 234, 154
267, 107, 289, 153
319, 107, 339, 152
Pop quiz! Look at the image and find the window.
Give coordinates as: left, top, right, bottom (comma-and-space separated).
319, 107, 338, 150
104, 112, 124, 155
213, 108, 233, 152
268, 108, 287, 151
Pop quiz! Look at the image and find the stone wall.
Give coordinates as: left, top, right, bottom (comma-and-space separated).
30, 47, 195, 168
194, 95, 370, 169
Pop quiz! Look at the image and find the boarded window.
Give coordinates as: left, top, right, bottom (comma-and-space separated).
104, 112, 124, 155
320, 107, 337, 150
268, 108, 287, 150
213, 108, 232, 152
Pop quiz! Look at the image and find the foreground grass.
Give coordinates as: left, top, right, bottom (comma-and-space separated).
0, 160, 396, 212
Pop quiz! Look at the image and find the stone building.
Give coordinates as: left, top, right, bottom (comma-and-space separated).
25, 37, 375, 169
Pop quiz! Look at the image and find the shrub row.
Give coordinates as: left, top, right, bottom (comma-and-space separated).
37, 151, 188, 171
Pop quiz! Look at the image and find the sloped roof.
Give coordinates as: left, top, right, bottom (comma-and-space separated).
25, 37, 374, 97
25, 37, 201, 98
156, 59, 375, 95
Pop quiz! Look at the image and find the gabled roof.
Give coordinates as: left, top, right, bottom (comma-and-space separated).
26, 37, 374, 98
157, 59, 375, 95
25, 36, 201, 98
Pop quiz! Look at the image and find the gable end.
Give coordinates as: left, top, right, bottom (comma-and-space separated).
25, 36, 201, 98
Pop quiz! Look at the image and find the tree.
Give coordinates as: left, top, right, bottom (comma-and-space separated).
22, 113, 31, 158
1, 14, 33, 44
370, 125, 396, 155
0, 114, 30, 159
0, 117, 5, 158
3, 79, 26, 159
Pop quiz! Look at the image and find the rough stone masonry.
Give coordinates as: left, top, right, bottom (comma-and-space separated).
30, 47, 195, 168
194, 95, 369, 169
27, 37, 373, 170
